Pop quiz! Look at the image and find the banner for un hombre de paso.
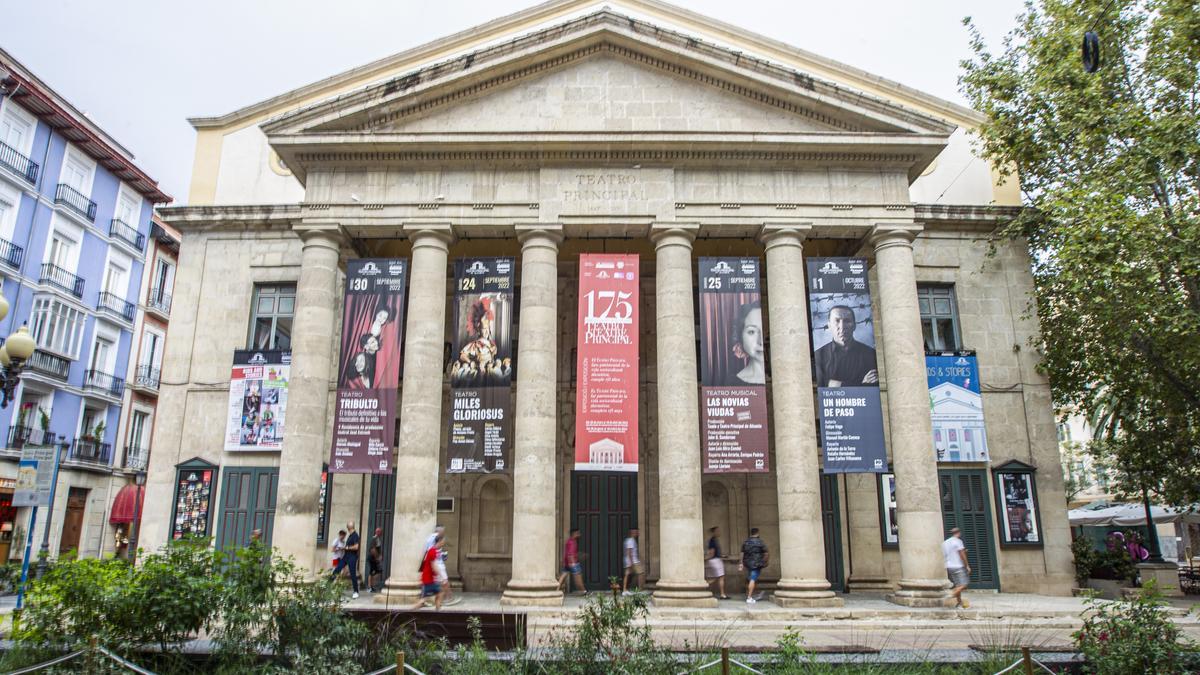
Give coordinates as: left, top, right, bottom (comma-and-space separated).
329, 259, 407, 474
447, 257, 515, 474
698, 257, 770, 473
574, 254, 639, 472
807, 257, 887, 474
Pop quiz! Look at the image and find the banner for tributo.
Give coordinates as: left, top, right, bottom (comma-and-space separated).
574, 254, 639, 472
447, 257, 515, 473
926, 352, 990, 463
329, 259, 407, 474
699, 257, 770, 473
225, 350, 290, 451
807, 258, 887, 473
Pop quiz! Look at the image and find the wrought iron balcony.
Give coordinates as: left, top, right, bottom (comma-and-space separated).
39, 263, 85, 297
147, 286, 171, 316
122, 445, 148, 471
133, 364, 160, 391
83, 369, 125, 398
0, 140, 38, 184
97, 291, 135, 321
69, 437, 111, 465
26, 349, 70, 380
7, 425, 54, 448
0, 237, 23, 269
109, 218, 145, 251
54, 183, 97, 222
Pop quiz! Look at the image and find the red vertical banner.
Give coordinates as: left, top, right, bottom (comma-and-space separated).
574, 254, 639, 472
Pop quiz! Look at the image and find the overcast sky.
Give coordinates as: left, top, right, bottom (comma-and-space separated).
3, 0, 1025, 205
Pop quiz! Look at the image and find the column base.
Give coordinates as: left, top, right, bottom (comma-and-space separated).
772, 579, 844, 607
652, 581, 718, 608
847, 575, 894, 592
886, 578, 954, 608
500, 579, 565, 606
375, 579, 421, 606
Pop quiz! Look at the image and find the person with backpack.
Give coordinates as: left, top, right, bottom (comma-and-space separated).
739, 527, 769, 604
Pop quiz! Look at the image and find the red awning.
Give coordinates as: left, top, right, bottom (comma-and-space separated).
109, 484, 145, 525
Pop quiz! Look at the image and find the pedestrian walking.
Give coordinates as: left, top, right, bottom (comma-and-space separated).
622, 528, 644, 594
739, 527, 769, 604
943, 527, 971, 608
410, 535, 446, 610
556, 528, 588, 595
331, 529, 347, 572
367, 527, 385, 592
706, 526, 729, 599
330, 522, 361, 599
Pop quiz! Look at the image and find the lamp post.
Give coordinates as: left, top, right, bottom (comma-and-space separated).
1141, 485, 1165, 564
128, 471, 146, 565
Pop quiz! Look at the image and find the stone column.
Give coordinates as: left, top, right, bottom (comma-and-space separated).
650, 224, 716, 608
870, 225, 952, 607
274, 224, 344, 573
501, 226, 565, 606
761, 226, 842, 607
381, 226, 452, 603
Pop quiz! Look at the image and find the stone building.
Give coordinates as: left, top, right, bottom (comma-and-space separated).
143, 0, 1075, 605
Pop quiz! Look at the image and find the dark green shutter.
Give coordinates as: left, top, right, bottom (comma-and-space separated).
938, 469, 999, 590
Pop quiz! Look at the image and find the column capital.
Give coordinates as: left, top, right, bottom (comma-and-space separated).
649, 222, 698, 250
403, 223, 455, 251
758, 224, 812, 250
868, 223, 923, 251
294, 222, 347, 250
516, 224, 564, 249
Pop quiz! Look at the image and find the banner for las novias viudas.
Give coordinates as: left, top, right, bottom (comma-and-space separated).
329, 259, 408, 474
574, 254, 639, 472
447, 257, 515, 474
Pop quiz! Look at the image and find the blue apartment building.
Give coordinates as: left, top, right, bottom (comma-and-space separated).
0, 48, 170, 562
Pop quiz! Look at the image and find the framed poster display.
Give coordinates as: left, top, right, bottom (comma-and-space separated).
877, 471, 898, 547
992, 460, 1043, 547
171, 458, 217, 541
317, 466, 331, 544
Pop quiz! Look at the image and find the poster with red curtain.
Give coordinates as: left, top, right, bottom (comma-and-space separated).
329, 259, 408, 474
699, 257, 769, 473
574, 254, 639, 472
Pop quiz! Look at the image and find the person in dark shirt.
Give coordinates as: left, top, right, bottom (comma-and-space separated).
813, 306, 878, 387
367, 527, 385, 592
739, 527, 770, 604
706, 526, 729, 599
330, 521, 361, 598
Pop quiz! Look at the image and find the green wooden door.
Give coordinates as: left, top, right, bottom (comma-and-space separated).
820, 474, 845, 592
367, 470, 397, 583
215, 467, 279, 551
938, 469, 999, 590
571, 471, 638, 591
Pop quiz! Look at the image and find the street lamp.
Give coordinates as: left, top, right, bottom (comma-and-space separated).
0, 287, 38, 407
128, 471, 146, 565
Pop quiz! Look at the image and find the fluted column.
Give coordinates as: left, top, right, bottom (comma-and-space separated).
761, 226, 842, 607
501, 226, 565, 606
275, 224, 344, 573
650, 224, 716, 608
381, 226, 452, 603
871, 225, 952, 607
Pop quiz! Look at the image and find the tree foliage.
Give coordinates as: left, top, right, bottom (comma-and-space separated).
960, 0, 1200, 504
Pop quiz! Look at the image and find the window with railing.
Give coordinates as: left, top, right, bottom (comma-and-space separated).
97, 291, 135, 321
40, 263, 84, 297
30, 296, 86, 358
54, 183, 96, 222
134, 364, 160, 390
109, 218, 145, 251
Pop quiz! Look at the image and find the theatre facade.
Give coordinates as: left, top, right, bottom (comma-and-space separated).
143, 1, 1075, 606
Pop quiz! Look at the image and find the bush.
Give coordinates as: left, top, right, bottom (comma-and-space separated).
545, 591, 675, 674
1072, 537, 1099, 587
1074, 582, 1196, 674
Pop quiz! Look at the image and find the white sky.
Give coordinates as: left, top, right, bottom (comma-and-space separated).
3, 0, 1025, 205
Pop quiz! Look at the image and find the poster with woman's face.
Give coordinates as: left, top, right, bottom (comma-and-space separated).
699, 257, 769, 473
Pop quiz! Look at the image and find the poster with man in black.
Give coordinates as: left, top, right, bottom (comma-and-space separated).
447, 257, 515, 473
806, 258, 887, 473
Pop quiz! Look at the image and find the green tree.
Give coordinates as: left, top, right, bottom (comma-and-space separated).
960, 0, 1200, 504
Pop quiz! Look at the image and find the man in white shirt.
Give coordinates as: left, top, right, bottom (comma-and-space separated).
942, 527, 971, 609
622, 528, 645, 595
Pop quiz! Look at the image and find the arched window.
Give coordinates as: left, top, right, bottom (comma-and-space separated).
477, 480, 512, 555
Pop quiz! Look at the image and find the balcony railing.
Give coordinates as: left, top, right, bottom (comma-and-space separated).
122, 445, 148, 471
83, 369, 125, 398
40, 262, 84, 297
147, 286, 171, 316
27, 349, 70, 380
109, 218, 145, 251
0, 237, 23, 269
7, 425, 54, 448
0, 140, 38, 184
54, 184, 97, 222
133, 364, 160, 391
97, 291, 135, 321
69, 437, 111, 465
